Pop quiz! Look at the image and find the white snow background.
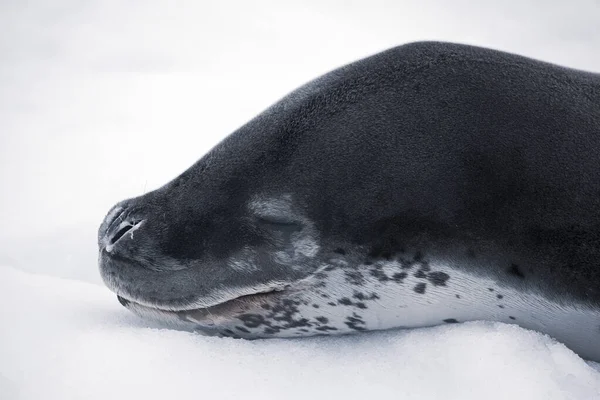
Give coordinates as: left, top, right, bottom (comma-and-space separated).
1, 1, 600, 399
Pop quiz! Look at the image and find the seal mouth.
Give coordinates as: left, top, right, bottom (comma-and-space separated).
116, 286, 288, 327
112, 263, 326, 329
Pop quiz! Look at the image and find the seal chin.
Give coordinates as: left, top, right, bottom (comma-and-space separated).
117, 288, 287, 329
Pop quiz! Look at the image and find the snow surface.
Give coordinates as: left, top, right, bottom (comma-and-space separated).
2, 0, 600, 399
1, 266, 599, 400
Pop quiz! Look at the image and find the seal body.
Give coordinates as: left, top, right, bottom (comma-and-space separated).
98, 42, 600, 361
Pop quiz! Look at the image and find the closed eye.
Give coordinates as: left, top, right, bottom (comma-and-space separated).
255, 216, 303, 233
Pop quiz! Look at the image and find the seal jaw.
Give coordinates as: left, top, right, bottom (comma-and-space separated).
101, 243, 296, 312
116, 285, 290, 329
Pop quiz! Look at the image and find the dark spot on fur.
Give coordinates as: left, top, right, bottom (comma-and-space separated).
428, 271, 449, 286
287, 318, 311, 328
223, 329, 235, 336
269, 299, 302, 326
345, 314, 366, 331
353, 292, 366, 300
236, 326, 250, 333
312, 304, 320, 308
339, 297, 353, 306
370, 268, 389, 282
392, 272, 408, 283
497, 294, 504, 299
488, 288, 494, 292
334, 248, 346, 255
327, 302, 337, 306
414, 282, 427, 294
356, 302, 367, 309
414, 269, 427, 279
264, 327, 280, 335
498, 305, 505, 309
509, 316, 516, 320
508, 263, 525, 279
353, 291, 380, 301
321, 294, 330, 299
316, 326, 338, 332
300, 328, 309, 333
316, 316, 329, 324
455, 294, 461, 299
261, 303, 271, 310
345, 271, 366, 286
443, 318, 458, 323
345, 322, 366, 331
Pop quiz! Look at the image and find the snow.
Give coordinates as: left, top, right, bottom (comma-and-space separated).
2, 0, 600, 399
1, 266, 599, 400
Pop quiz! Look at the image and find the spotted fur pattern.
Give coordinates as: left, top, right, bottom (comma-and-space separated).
125, 246, 600, 361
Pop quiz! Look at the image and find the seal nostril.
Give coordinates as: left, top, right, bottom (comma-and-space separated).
103, 215, 145, 252
110, 224, 135, 245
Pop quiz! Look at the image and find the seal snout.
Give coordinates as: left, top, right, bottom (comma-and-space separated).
99, 203, 146, 253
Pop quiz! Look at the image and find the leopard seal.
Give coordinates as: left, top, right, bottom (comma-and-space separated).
98, 41, 600, 361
